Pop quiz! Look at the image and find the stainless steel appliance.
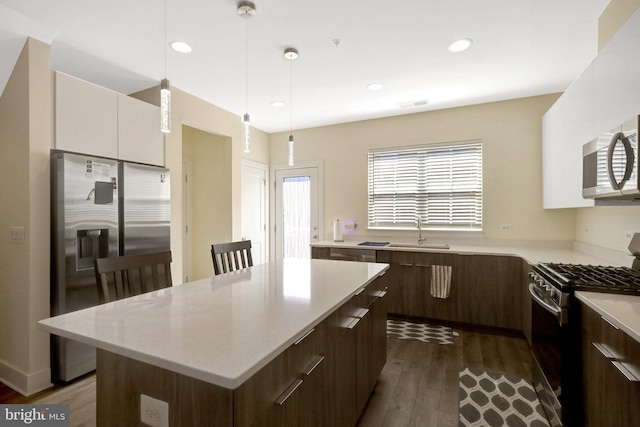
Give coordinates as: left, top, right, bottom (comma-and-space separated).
528, 241, 640, 427
583, 116, 639, 200
50, 150, 170, 382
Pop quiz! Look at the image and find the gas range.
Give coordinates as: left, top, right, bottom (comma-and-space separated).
534, 262, 640, 294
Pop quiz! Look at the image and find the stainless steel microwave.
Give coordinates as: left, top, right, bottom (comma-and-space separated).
583, 116, 640, 200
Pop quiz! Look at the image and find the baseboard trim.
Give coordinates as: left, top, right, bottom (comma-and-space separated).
0, 359, 52, 397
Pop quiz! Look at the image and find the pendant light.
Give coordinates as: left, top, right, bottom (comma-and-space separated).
284, 47, 298, 166
238, 1, 256, 153
160, 0, 171, 133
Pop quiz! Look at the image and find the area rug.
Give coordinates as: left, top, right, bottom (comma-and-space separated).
386, 319, 457, 345
458, 368, 549, 427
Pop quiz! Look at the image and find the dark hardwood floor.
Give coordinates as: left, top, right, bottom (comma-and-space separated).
357, 328, 534, 427
1, 328, 534, 427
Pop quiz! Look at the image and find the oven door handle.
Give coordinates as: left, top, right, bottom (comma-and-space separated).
528, 283, 564, 324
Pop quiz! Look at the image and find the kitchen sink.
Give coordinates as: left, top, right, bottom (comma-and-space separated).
387, 242, 450, 250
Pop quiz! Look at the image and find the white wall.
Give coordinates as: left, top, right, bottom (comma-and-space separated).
269, 94, 576, 243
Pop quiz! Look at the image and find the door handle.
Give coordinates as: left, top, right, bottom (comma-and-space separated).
606, 131, 634, 190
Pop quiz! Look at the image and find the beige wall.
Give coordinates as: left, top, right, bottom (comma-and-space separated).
270, 95, 576, 243
183, 126, 232, 279
132, 87, 270, 283
598, 0, 640, 49
0, 38, 52, 395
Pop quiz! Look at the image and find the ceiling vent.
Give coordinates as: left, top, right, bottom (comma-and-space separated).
397, 99, 429, 109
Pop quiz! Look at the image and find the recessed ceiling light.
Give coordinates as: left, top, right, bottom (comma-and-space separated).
170, 41, 192, 53
367, 83, 384, 91
271, 101, 285, 108
447, 38, 472, 53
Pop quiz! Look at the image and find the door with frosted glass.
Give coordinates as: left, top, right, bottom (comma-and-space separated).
274, 167, 319, 259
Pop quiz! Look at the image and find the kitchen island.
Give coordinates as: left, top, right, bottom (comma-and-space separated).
38, 258, 390, 426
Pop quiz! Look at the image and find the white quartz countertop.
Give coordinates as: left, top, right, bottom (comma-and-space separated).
38, 258, 389, 389
312, 240, 632, 266
576, 291, 640, 344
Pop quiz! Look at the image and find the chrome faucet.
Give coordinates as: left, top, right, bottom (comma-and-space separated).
417, 216, 426, 245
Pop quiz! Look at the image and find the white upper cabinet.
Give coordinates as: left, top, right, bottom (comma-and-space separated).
55, 72, 164, 166
55, 72, 118, 159
593, 9, 640, 135
117, 94, 164, 166
543, 63, 595, 209
542, 8, 640, 209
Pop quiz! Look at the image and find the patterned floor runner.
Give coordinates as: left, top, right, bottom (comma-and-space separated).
386, 319, 457, 345
458, 368, 550, 427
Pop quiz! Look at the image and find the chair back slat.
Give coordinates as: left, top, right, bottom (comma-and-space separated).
94, 251, 173, 303
211, 241, 253, 275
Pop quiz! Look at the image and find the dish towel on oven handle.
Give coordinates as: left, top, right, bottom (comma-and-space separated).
431, 265, 452, 299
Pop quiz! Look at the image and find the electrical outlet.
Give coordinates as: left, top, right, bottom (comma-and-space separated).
140, 394, 169, 427
626, 230, 634, 239
500, 224, 512, 232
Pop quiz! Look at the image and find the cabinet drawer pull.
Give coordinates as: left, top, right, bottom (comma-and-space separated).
275, 378, 304, 405
304, 356, 325, 376
357, 308, 370, 318
601, 316, 620, 330
592, 342, 615, 359
415, 264, 431, 268
399, 263, 413, 267
346, 317, 361, 329
354, 287, 366, 296
294, 328, 315, 346
376, 290, 388, 298
378, 271, 386, 277
611, 361, 640, 382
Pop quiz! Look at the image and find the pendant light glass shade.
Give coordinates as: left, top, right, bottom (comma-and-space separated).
160, 78, 171, 133
288, 134, 294, 166
161, 0, 171, 133
243, 113, 251, 153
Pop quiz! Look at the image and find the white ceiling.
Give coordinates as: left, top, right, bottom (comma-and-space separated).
0, 0, 610, 134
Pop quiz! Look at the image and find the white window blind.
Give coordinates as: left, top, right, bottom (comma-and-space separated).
368, 140, 483, 230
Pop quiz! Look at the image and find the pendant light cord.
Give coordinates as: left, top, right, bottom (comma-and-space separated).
289, 55, 293, 134
164, 0, 167, 77
245, 11, 249, 114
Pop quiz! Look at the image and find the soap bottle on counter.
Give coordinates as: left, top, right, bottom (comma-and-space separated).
333, 219, 343, 242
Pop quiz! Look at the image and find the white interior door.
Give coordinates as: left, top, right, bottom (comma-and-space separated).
273, 165, 322, 259
241, 161, 268, 265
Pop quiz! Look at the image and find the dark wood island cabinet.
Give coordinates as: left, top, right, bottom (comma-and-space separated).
40, 259, 389, 427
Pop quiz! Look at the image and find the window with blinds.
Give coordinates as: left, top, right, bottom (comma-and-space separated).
368, 140, 483, 230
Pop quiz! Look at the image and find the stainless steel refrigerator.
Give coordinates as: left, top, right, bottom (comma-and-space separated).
50, 150, 170, 382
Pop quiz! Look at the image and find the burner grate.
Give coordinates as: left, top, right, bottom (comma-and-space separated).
540, 263, 640, 293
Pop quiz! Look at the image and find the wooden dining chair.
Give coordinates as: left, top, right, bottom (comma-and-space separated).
211, 240, 253, 275
94, 251, 173, 303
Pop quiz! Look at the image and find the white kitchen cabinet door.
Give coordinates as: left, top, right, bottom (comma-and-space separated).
117, 94, 164, 166
542, 63, 595, 209
55, 72, 118, 158
593, 8, 640, 136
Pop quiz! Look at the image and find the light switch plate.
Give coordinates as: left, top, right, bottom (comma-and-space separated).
10, 226, 25, 244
